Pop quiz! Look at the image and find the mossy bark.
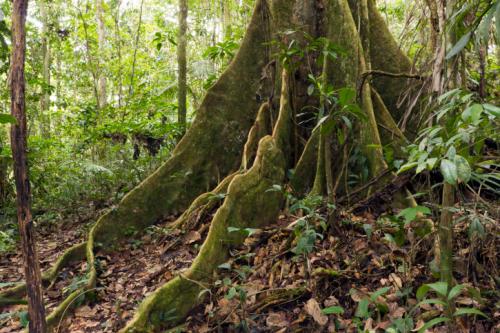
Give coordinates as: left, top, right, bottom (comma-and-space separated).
121, 70, 292, 333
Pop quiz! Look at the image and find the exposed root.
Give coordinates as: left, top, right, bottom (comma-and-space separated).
0, 242, 86, 301
247, 286, 308, 313
120, 70, 292, 332
242, 102, 272, 170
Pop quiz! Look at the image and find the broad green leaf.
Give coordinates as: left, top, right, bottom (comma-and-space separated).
321, 306, 344, 315
397, 206, 431, 224
446, 31, 471, 59
461, 104, 483, 123
454, 307, 488, 318
0, 114, 17, 124
426, 157, 438, 170
448, 284, 466, 300
227, 227, 241, 233
477, 6, 496, 43
338, 87, 355, 106
454, 155, 471, 184
426, 281, 449, 297
417, 317, 449, 333
440, 159, 458, 185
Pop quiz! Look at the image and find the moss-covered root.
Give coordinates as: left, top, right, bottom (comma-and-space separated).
0, 242, 86, 301
120, 71, 292, 333
242, 102, 272, 170
170, 172, 238, 230
45, 234, 98, 330
173, 101, 274, 231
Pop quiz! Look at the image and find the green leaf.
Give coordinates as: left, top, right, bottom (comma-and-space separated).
355, 298, 370, 318
440, 159, 458, 185
0, 114, 17, 124
243, 228, 259, 236
397, 206, 431, 224
461, 104, 483, 123
218, 262, 232, 270
426, 281, 449, 297
225, 287, 237, 300
416, 298, 447, 308
307, 84, 315, 96
417, 317, 449, 333
448, 284, 466, 300
398, 162, 418, 174
446, 31, 471, 59
338, 87, 355, 106
18, 311, 29, 328
363, 223, 373, 238
227, 227, 241, 233
483, 103, 500, 117
370, 287, 391, 302
321, 306, 344, 315
454, 155, 471, 184
454, 307, 488, 318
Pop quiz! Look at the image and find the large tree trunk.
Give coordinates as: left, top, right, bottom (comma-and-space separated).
1, 0, 421, 331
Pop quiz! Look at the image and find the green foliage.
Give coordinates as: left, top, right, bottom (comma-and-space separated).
413, 281, 488, 332
0, 229, 15, 253
399, 90, 499, 190
0, 114, 16, 124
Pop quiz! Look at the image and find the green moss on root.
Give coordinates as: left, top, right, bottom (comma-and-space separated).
120, 71, 292, 333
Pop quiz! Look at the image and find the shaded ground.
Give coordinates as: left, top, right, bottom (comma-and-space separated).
0, 203, 498, 332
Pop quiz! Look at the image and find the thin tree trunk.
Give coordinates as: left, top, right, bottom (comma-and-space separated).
113, 0, 123, 108
128, 0, 144, 98
177, 0, 188, 135
96, 0, 107, 109
40, 0, 51, 137
10, 0, 47, 331
439, 182, 454, 287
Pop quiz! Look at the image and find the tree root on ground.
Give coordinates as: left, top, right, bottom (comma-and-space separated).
0, 242, 86, 302
120, 70, 292, 332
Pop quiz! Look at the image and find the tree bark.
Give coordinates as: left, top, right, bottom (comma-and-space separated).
96, 0, 107, 109
439, 182, 454, 287
10, 0, 47, 331
177, 0, 188, 135
40, 0, 51, 137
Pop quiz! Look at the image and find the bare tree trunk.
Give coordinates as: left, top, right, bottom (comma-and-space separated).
439, 182, 454, 287
10, 0, 47, 331
128, 0, 144, 98
177, 0, 188, 135
96, 0, 107, 109
113, 0, 123, 108
40, 0, 51, 137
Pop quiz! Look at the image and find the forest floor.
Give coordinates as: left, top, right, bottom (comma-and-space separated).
0, 201, 498, 332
